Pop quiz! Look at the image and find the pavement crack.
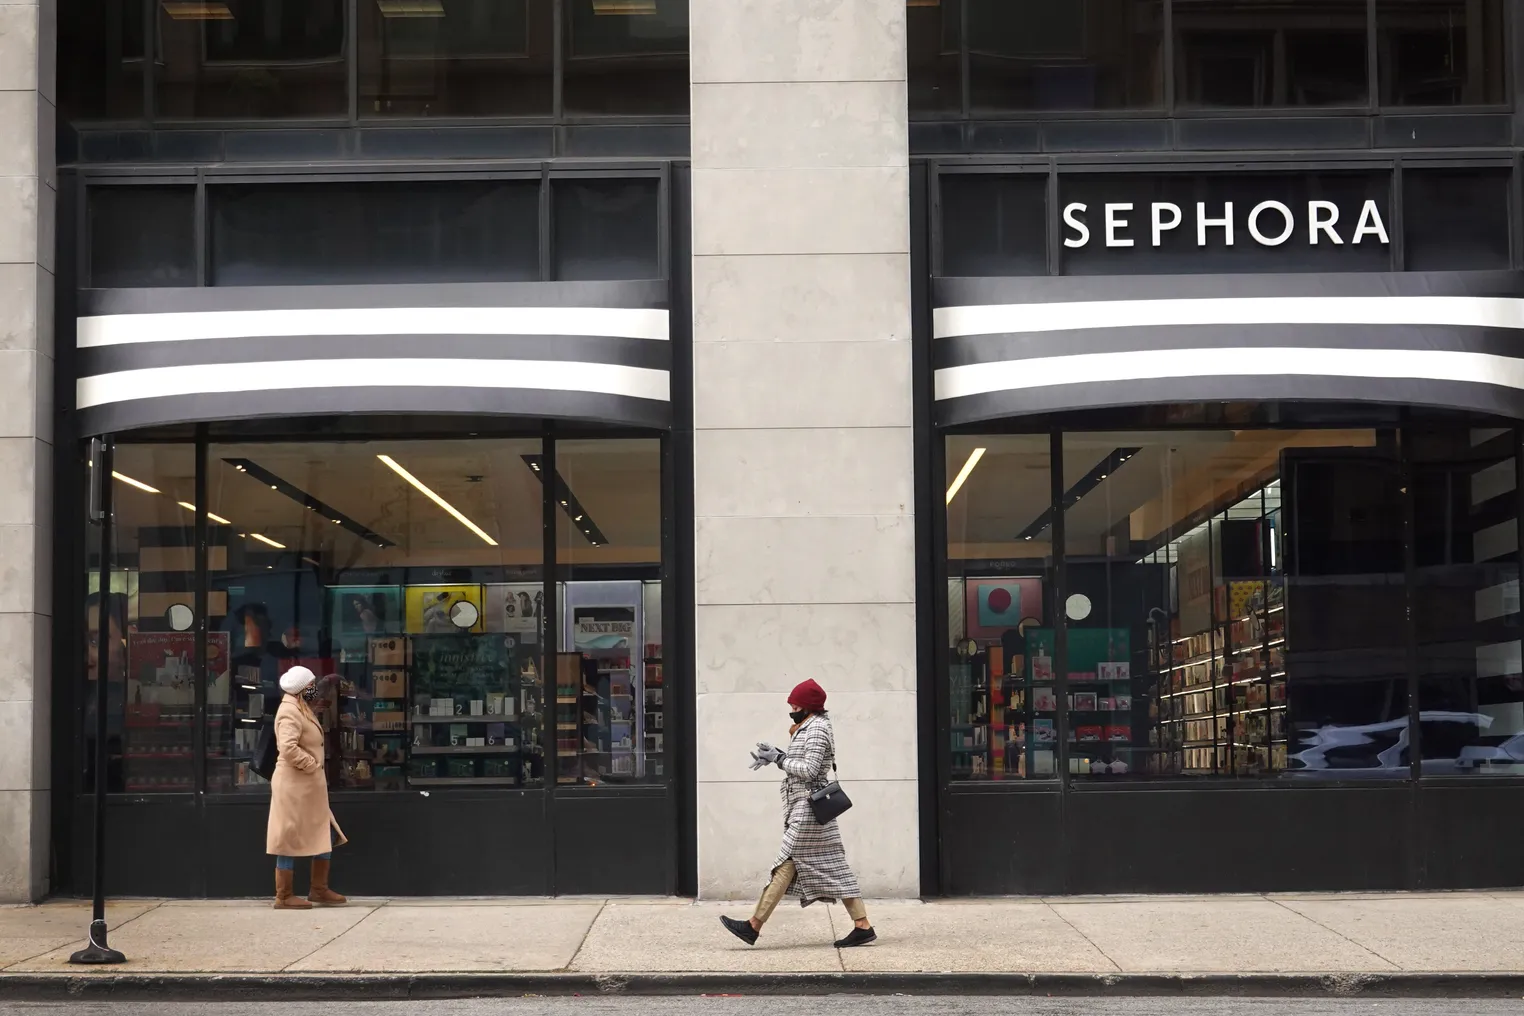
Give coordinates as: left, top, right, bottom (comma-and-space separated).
566, 899, 608, 972
1264, 894, 1404, 971
278, 902, 386, 974
1045, 901, 1123, 973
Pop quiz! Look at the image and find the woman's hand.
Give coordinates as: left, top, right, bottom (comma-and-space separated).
751, 742, 786, 769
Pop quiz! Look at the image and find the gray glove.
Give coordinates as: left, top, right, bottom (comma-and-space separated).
753, 742, 786, 769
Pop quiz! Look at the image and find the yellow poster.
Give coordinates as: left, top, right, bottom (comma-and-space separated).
404, 584, 485, 634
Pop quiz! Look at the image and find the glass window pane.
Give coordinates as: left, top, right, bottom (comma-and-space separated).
205, 439, 547, 793
58, 0, 146, 120
909, 0, 962, 117
358, 0, 553, 118
1173, 0, 1368, 108
156, 0, 347, 119
1413, 425, 1524, 775
553, 439, 664, 786
1404, 169, 1511, 272
940, 174, 1048, 277
210, 181, 540, 286
89, 186, 197, 288
1058, 172, 1392, 275
552, 179, 660, 281
85, 444, 198, 794
945, 434, 1056, 781
968, 0, 1164, 113
1378, 0, 1506, 107
562, 0, 689, 116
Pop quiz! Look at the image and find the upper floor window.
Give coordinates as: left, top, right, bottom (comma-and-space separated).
909, 0, 1513, 119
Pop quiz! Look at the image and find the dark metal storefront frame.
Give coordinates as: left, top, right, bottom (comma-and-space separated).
51, 161, 698, 899
911, 157, 1524, 896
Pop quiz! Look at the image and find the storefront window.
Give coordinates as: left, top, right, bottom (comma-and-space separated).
967, 0, 1163, 113
1403, 169, 1512, 271
58, 0, 146, 121
940, 174, 1048, 277
552, 179, 661, 281
1377, 0, 1506, 107
908, 0, 961, 117
552, 439, 663, 784
88, 186, 197, 288
1173, 0, 1368, 108
84, 443, 198, 794
203, 439, 546, 793
155, 0, 348, 119
358, 0, 553, 118
561, 0, 689, 116
209, 181, 541, 286
944, 435, 1057, 780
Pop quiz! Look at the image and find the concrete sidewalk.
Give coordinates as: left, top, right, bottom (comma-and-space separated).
4, 891, 1524, 998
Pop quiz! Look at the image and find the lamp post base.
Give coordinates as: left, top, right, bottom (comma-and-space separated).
67, 920, 127, 965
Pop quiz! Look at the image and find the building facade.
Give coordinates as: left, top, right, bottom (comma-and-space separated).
1, 0, 1522, 902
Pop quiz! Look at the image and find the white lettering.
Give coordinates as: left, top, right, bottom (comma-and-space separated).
1063, 202, 1090, 248
1197, 202, 1234, 246
1105, 203, 1134, 247
1151, 203, 1182, 247
1248, 200, 1295, 246
1352, 200, 1391, 245
1308, 201, 1343, 245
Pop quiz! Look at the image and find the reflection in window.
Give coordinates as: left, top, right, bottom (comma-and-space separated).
58, 0, 146, 120
203, 440, 547, 793
156, 0, 347, 119
1378, 0, 1506, 107
945, 435, 1056, 780
940, 174, 1047, 277
562, 0, 689, 116
1403, 169, 1511, 271
967, 0, 1163, 112
89, 187, 197, 288
84, 444, 198, 794
553, 440, 664, 785
358, 0, 553, 118
908, 0, 962, 117
552, 179, 660, 281
1173, 0, 1367, 108
209, 181, 540, 285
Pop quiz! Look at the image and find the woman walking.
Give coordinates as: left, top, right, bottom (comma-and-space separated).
720, 679, 876, 948
267, 666, 348, 909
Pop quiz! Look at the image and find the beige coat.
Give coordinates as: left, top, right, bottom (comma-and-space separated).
265, 694, 347, 857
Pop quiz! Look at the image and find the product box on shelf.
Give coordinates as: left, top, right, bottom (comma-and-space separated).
373, 669, 405, 698
1076, 725, 1103, 742
1106, 725, 1130, 742
1033, 688, 1058, 711
1073, 692, 1098, 711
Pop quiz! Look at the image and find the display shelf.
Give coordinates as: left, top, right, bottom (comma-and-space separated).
410, 745, 520, 755
410, 713, 517, 724
410, 777, 519, 787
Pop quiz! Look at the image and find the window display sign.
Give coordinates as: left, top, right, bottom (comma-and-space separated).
963, 577, 1044, 641
329, 585, 401, 640
485, 583, 542, 640
405, 584, 485, 634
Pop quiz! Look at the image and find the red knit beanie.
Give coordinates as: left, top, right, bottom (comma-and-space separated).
789, 678, 827, 712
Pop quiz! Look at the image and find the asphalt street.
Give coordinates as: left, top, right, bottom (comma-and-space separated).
3, 1000, 1523, 1016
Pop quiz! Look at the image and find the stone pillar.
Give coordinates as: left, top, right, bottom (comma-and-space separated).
689, 0, 917, 897
0, 0, 54, 902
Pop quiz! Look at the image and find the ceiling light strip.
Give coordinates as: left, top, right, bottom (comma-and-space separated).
177, 501, 231, 525
521, 454, 607, 547
248, 533, 287, 550
945, 447, 986, 505
1015, 447, 1141, 542
224, 458, 394, 549
112, 471, 161, 494
377, 455, 499, 548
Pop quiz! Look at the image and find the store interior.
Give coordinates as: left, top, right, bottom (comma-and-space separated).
945, 416, 1524, 781
85, 435, 663, 795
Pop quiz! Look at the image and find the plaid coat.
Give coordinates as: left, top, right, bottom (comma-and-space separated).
769, 712, 862, 905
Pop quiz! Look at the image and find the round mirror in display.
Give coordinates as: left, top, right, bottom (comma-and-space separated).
1065, 593, 1093, 621
449, 599, 480, 629
165, 603, 194, 632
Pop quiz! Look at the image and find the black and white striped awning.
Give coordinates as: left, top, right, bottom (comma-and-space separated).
75, 280, 672, 435
934, 271, 1524, 427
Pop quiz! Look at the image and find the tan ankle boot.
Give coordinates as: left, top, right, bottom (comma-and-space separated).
307, 857, 347, 906
274, 867, 312, 910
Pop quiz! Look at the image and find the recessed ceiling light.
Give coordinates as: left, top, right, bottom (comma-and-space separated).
112, 471, 160, 494
592, 0, 656, 13
376, 0, 444, 15
249, 533, 286, 549
162, 1, 233, 19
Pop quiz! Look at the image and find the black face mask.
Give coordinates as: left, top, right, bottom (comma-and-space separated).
790, 709, 809, 724
301, 682, 320, 703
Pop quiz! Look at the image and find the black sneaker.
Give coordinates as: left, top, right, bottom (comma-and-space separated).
834, 926, 877, 948
720, 915, 759, 946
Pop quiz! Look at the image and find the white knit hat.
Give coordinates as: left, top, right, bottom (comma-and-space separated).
279, 666, 316, 695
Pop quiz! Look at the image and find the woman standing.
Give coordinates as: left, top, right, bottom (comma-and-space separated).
720, 679, 876, 948
266, 666, 349, 910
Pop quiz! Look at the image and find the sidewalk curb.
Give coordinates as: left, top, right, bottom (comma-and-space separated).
5, 971, 1524, 1000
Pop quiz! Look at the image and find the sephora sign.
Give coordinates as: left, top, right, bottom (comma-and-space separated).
1062, 199, 1391, 250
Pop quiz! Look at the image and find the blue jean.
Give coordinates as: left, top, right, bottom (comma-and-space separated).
276, 852, 330, 871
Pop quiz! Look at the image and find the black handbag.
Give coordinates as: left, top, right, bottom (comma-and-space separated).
251, 717, 278, 782
808, 764, 853, 824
